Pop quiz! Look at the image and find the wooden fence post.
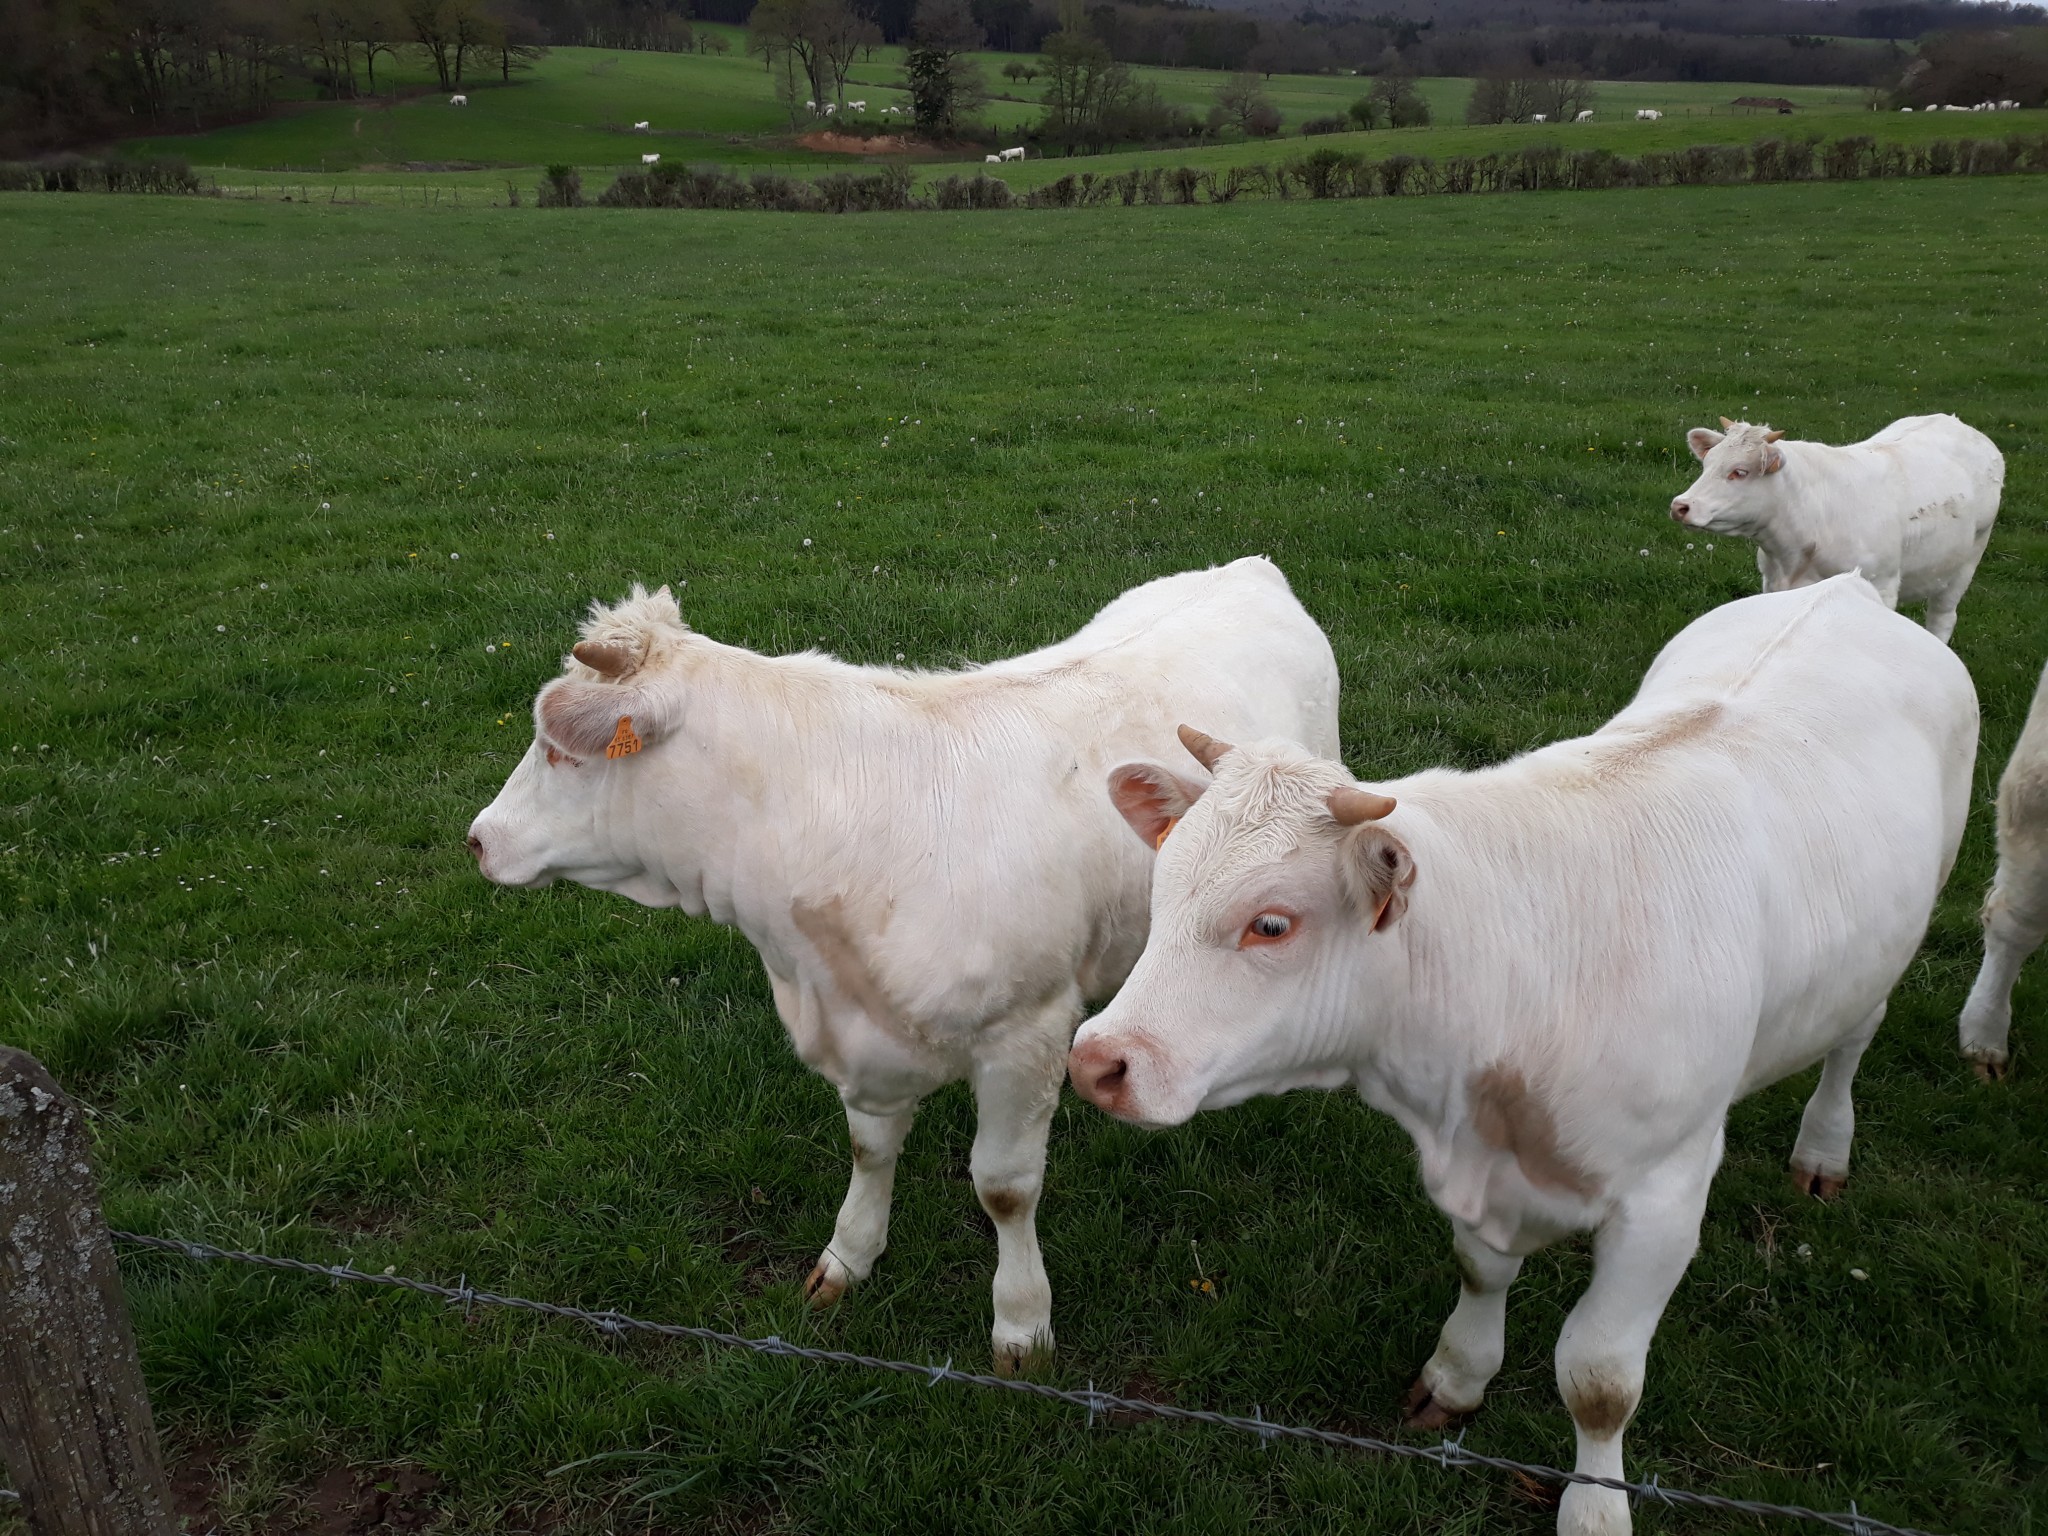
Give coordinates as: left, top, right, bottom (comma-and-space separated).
0, 1048, 175, 1536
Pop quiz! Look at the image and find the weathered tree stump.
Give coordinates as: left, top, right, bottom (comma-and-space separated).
0, 1048, 175, 1536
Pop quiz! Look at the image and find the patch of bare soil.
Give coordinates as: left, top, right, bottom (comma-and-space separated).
168, 1446, 443, 1536
796, 131, 924, 154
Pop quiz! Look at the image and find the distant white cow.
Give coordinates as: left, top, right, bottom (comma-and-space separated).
1636, 108, 1662, 121
1069, 574, 1976, 1536
1960, 660, 2048, 1080
985, 154, 1002, 163
1669, 414, 2004, 643
641, 152, 661, 165
467, 560, 1341, 1372
1944, 103, 1969, 111
450, 94, 468, 106
1532, 113, 1547, 123
848, 99, 866, 109
2000, 98, 2020, 109
1901, 106, 1914, 112
1000, 145, 1026, 161
1575, 109, 1594, 122
633, 120, 650, 131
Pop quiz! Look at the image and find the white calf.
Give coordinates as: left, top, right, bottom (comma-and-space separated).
1070, 575, 1975, 1536
986, 154, 1002, 163
450, 94, 468, 106
1960, 660, 2048, 1079
468, 561, 1339, 1371
1670, 413, 2003, 643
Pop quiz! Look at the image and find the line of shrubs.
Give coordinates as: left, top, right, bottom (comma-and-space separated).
0, 155, 208, 194
558, 133, 2048, 214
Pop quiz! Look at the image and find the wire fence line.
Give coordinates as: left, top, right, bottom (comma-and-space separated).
0, 1230, 1919, 1536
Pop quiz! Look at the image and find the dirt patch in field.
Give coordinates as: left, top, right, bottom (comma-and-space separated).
797, 131, 924, 154
167, 1443, 444, 1535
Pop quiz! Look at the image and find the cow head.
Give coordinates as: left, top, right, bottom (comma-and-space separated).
1069, 730, 1409, 1128
466, 584, 693, 903
1669, 417, 1787, 531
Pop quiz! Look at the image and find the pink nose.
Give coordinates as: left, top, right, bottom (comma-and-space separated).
1669, 500, 1691, 523
466, 833, 485, 862
1068, 1039, 1130, 1112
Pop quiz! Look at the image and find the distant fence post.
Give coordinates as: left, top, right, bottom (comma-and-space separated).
0, 1049, 175, 1536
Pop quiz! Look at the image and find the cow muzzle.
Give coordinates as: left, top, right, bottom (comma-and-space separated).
1068, 1038, 1130, 1113
1668, 498, 1692, 524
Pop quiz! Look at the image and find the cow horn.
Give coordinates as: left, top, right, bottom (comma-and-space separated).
1763, 428, 1784, 442
1328, 786, 1396, 825
572, 640, 636, 678
1719, 416, 1738, 431
1177, 724, 1234, 772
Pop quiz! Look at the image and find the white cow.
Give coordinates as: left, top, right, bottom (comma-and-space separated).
450, 94, 468, 106
1669, 414, 2002, 643
1959, 659, 2048, 1079
1069, 574, 1975, 1536
468, 561, 1340, 1371
848, 99, 866, 109
1636, 108, 1661, 121
633, 120, 650, 131
1575, 109, 1594, 122
1000, 145, 1026, 161
986, 154, 1002, 164
641, 152, 661, 165
1531, 113, 1547, 123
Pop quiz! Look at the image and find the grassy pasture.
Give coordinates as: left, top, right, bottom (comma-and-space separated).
118, 39, 1989, 206
3, 179, 2047, 1534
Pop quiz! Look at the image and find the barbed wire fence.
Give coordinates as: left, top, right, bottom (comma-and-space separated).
0, 1227, 1942, 1536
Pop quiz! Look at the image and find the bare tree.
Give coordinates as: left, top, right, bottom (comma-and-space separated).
1212, 68, 1271, 133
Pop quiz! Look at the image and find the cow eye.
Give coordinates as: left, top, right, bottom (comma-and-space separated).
1727, 468, 1746, 480
1241, 912, 1294, 946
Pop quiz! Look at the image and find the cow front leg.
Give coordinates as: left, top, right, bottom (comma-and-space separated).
1789, 1001, 1885, 1198
1405, 1220, 1523, 1429
1552, 1150, 1716, 1536
969, 1010, 1072, 1375
806, 1098, 917, 1308
1960, 866, 2048, 1080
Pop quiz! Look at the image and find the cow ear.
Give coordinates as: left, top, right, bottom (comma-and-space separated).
1338, 823, 1416, 930
537, 677, 666, 760
1108, 762, 1208, 849
1764, 445, 1785, 474
1686, 428, 1724, 462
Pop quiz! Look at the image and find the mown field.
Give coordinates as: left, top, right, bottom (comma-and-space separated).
110, 38, 1987, 207
3, 177, 2046, 1535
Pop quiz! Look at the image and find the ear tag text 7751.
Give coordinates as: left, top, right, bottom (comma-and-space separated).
606, 716, 642, 759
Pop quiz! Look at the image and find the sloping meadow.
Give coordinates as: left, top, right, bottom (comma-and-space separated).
2, 180, 2044, 1533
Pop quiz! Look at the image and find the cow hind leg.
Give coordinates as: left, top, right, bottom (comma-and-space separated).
1789, 1002, 1885, 1199
806, 1099, 917, 1308
1960, 863, 2048, 1079
1405, 1220, 1523, 1430
969, 996, 1075, 1375
1554, 1147, 1716, 1536
1924, 528, 1993, 645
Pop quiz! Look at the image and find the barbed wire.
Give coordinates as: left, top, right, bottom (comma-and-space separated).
81, 1229, 1943, 1536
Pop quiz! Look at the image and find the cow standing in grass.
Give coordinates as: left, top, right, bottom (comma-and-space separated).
468, 560, 1339, 1370
1669, 413, 2002, 642
1960, 658, 2048, 1078
1068, 575, 1974, 1536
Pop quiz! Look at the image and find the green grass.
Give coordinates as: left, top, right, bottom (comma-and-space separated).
3, 178, 2046, 1535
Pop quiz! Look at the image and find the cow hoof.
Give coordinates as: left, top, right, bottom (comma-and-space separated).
991, 1327, 1054, 1378
803, 1258, 848, 1309
1969, 1055, 2010, 1084
1401, 1377, 1473, 1433
1789, 1166, 1847, 1201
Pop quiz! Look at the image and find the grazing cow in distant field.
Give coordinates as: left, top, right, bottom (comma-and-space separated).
1636, 108, 1661, 120
1669, 414, 2003, 643
633, 120, 650, 130
848, 99, 866, 109
468, 559, 1341, 1372
1960, 659, 2048, 1080
641, 153, 661, 165
1069, 574, 1976, 1536
1000, 145, 1026, 160
1532, 113, 1547, 122
986, 154, 1002, 163
450, 94, 468, 106
1575, 109, 1594, 122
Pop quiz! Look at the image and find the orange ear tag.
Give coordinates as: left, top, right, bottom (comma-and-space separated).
1153, 816, 1179, 851
605, 715, 642, 759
